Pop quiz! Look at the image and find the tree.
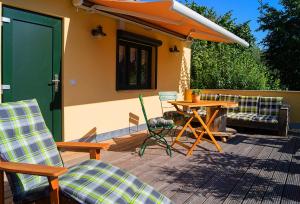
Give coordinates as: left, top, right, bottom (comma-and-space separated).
186, 1, 280, 90
258, 0, 300, 90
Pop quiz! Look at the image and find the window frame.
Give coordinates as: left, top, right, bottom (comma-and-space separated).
116, 30, 162, 91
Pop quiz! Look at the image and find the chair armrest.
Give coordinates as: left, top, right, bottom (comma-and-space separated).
56, 142, 111, 160
0, 161, 68, 177
278, 106, 289, 136
0, 162, 67, 204
56, 142, 110, 151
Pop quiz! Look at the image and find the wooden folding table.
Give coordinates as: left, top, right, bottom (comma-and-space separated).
169, 101, 238, 156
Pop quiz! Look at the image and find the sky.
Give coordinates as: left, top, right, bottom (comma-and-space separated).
193, 0, 282, 45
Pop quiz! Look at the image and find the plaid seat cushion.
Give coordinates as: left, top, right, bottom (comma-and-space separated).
239, 96, 259, 114
197, 109, 207, 116
227, 112, 257, 122
219, 94, 240, 113
200, 94, 219, 101
148, 117, 174, 129
198, 94, 219, 112
254, 115, 279, 124
0, 99, 63, 201
259, 97, 283, 116
163, 111, 183, 121
60, 159, 173, 204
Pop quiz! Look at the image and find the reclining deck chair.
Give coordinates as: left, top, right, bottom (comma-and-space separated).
138, 95, 174, 157
0, 99, 172, 204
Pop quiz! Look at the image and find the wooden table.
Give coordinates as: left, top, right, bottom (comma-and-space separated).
169, 100, 238, 156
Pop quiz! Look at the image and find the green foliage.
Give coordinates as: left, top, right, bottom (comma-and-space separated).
192, 89, 201, 95
186, 1, 280, 90
258, 0, 300, 90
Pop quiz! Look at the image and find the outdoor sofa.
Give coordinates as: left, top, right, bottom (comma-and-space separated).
196, 93, 289, 136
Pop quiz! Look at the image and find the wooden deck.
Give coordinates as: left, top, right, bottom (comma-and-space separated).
3, 131, 300, 203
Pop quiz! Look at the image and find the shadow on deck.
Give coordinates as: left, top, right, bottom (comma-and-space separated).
4, 131, 300, 204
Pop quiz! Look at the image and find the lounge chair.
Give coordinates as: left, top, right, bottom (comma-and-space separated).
0, 99, 172, 204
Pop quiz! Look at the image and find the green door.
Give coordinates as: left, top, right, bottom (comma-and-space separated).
2, 7, 62, 141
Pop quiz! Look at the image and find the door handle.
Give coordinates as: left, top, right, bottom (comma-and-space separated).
52, 74, 60, 93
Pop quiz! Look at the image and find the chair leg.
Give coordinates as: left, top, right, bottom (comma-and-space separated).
139, 130, 173, 157
139, 135, 154, 157
48, 177, 59, 204
154, 132, 172, 157
0, 171, 4, 204
90, 149, 101, 160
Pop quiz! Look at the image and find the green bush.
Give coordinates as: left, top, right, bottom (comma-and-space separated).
186, 1, 280, 90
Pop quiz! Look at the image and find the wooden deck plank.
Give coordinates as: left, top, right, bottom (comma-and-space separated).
185, 136, 266, 204
3, 133, 300, 204
161, 143, 238, 200
281, 137, 300, 204
222, 138, 278, 204
168, 135, 249, 203
260, 137, 296, 204
203, 138, 277, 204
241, 138, 283, 204
130, 135, 216, 192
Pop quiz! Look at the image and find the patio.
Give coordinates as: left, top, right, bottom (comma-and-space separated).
3, 130, 300, 204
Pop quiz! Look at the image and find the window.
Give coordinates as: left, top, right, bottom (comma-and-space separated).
116, 30, 162, 90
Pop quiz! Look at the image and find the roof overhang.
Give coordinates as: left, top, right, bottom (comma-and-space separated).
73, 0, 249, 47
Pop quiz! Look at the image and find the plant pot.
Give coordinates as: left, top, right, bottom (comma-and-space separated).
192, 94, 201, 103
184, 89, 193, 102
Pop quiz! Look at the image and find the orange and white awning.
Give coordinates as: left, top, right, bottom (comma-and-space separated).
73, 0, 249, 47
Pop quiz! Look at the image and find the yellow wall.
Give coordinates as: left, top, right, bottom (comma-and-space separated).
202, 89, 300, 124
0, 0, 191, 141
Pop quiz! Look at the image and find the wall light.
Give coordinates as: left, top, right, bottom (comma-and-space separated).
169, 45, 180, 53
91, 25, 107, 38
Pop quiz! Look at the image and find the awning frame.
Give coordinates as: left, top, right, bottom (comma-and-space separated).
74, 0, 188, 40
73, 0, 249, 47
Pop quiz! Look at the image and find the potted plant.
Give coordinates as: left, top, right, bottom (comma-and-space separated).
192, 89, 201, 103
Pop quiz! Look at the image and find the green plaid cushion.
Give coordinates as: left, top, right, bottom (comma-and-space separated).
197, 109, 207, 116
200, 94, 219, 101
219, 94, 240, 113
254, 115, 278, 124
163, 111, 184, 123
60, 159, 173, 204
0, 99, 63, 201
239, 96, 259, 114
199, 94, 219, 111
227, 112, 257, 122
259, 97, 283, 116
148, 117, 174, 129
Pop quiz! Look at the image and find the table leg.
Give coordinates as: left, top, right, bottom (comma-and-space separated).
187, 108, 222, 155
171, 116, 195, 147
201, 108, 222, 151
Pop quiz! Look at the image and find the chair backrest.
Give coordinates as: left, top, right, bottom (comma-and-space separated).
200, 93, 219, 101
0, 99, 63, 201
158, 92, 178, 115
259, 96, 283, 116
138, 95, 151, 130
239, 96, 260, 114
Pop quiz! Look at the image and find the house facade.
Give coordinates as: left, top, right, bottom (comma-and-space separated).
0, 0, 247, 142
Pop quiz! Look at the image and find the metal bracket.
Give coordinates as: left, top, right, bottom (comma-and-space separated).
1, 17, 11, 26
1, 85, 10, 94
2, 17, 11, 23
